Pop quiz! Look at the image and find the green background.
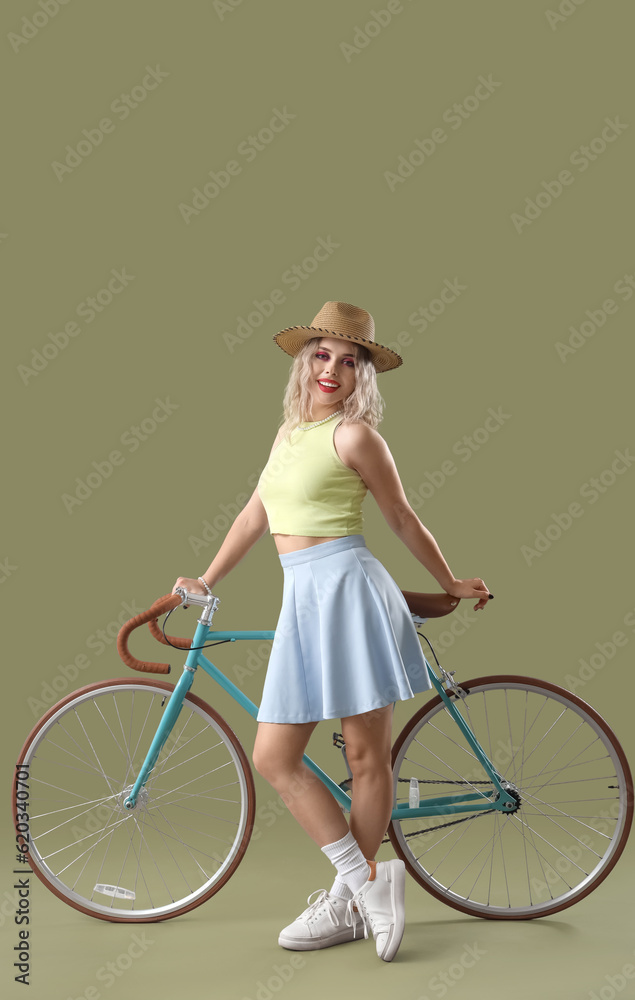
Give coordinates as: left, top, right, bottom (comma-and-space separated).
2, 0, 634, 997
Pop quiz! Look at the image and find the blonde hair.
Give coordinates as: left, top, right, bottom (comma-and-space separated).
279, 337, 384, 436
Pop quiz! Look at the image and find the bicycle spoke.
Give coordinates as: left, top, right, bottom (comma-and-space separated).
148, 805, 215, 884
28, 776, 112, 804
35, 736, 116, 780
150, 715, 215, 781
18, 681, 253, 920
503, 695, 551, 783
529, 739, 607, 798
516, 793, 608, 854
520, 788, 617, 836
426, 813, 484, 874
419, 722, 483, 770
508, 815, 584, 885
151, 743, 224, 779
31, 798, 118, 842
400, 752, 473, 789
391, 677, 632, 917
73, 711, 119, 801
144, 803, 240, 844
93, 698, 129, 768
128, 690, 159, 772
515, 756, 612, 784
520, 770, 616, 786
510, 703, 569, 775
71, 829, 116, 904
147, 710, 198, 787
30, 792, 118, 821
528, 717, 586, 784
148, 803, 240, 831
410, 739, 494, 800
72, 805, 122, 898
460, 812, 508, 906
128, 806, 201, 898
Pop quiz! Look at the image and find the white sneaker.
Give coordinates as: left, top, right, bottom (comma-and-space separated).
278, 889, 365, 951
346, 859, 406, 962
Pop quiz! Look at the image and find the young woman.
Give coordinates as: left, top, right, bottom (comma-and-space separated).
172, 301, 492, 962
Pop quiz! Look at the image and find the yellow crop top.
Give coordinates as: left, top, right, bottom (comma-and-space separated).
257, 415, 368, 535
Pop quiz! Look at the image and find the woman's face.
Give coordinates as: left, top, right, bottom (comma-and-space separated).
309, 338, 357, 409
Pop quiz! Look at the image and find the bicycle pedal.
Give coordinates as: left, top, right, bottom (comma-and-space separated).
332, 731, 345, 748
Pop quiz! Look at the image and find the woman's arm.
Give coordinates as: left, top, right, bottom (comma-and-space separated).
172, 487, 270, 595
172, 431, 281, 595
335, 422, 491, 610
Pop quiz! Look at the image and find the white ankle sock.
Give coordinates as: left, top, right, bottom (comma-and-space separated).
329, 877, 353, 901
321, 831, 371, 895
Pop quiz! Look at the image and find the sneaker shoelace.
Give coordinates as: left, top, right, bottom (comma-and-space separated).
298, 889, 341, 928
345, 896, 369, 941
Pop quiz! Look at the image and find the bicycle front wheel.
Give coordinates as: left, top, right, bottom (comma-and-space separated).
389, 675, 633, 919
13, 679, 256, 921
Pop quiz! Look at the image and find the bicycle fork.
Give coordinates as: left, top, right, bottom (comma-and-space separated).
123, 613, 211, 810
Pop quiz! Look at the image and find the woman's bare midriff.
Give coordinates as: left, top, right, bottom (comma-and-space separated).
272, 534, 346, 555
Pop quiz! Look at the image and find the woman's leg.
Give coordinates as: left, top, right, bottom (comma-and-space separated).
252, 721, 350, 847
340, 703, 395, 861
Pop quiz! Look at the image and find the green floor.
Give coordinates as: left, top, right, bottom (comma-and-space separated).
3, 809, 634, 1000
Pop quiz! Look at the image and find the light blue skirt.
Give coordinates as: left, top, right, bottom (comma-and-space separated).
256, 535, 432, 724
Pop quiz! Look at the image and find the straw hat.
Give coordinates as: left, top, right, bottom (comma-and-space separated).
273, 301, 403, 372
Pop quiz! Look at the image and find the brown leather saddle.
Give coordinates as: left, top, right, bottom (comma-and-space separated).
401, 590, 459, 619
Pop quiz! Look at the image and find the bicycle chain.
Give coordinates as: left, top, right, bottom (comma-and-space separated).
382, 805, 497, 844
396, 778, 494, 785
381, 777, 497, 843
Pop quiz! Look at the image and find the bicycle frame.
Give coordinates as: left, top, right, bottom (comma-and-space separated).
124, 611, 518, 818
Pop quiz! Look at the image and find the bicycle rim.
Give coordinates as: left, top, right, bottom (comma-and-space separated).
13, 679, 256, 921
389, 675, 633, 918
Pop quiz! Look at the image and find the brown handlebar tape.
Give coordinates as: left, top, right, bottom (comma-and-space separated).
148, 615, 192, 649
117, 593, 183, 674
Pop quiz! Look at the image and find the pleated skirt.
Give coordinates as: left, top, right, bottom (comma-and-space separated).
256, 534, 432, 724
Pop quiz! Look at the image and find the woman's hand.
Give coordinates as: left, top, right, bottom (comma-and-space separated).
171, 577, 208, 597
444, 577, 493, 611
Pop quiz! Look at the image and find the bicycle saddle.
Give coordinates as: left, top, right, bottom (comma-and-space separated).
400, 591, 459, 619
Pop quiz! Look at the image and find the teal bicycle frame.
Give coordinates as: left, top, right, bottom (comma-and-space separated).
124, 606, 518, 818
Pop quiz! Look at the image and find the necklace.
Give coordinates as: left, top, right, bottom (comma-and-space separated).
298, 409, 343, 430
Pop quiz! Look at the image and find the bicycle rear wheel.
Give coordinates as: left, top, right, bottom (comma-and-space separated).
389, 675, 633, 918
13, 678, 256, 922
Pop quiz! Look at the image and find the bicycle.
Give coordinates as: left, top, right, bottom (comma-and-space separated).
12, 588, 633, 924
